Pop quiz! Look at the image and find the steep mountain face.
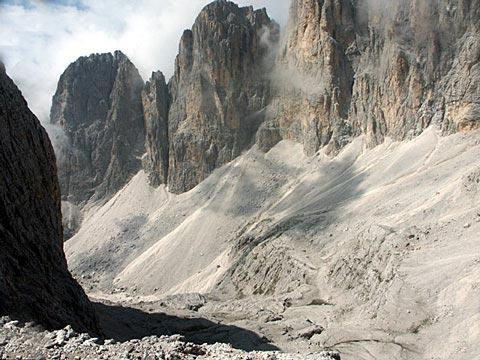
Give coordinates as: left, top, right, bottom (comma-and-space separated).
258, 0, 356, 154
52, 0, 479, 199
166, 0, 279, 193
53, 1, 278, 196
0, 65, 97, 333
58, 1, 480, 357
258, 0, 480, 154
142, 71, 170, 187
50, 51, 145, 206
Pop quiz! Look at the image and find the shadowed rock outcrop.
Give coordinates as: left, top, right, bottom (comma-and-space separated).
166, 0, 279, 193
258, 0, 480, 154
50, 51, 145, 205
0, 64, 98, 333
142, 71, 170, 187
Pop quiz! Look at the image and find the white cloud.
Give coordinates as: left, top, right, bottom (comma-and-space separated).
0, 0, 290, 123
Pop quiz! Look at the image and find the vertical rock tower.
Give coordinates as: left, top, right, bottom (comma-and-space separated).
52, 2, 279, 197
50, 51, 145, 205
166, 0, 279, 193
142, 71, 170, 187
52, 0, 479, 200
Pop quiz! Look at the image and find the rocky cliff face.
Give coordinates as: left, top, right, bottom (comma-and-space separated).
258, 0, 355, 154
258, 0, 480, 153
166, 0, 279, 193
142, 71, 170, 187
51, 0, 479, 198
51, 51, 145, 205
0, 65, 97, 332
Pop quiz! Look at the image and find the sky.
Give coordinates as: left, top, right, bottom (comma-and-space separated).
0, 0, 291, 123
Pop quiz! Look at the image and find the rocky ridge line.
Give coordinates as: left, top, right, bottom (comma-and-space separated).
52, 0, 480, 202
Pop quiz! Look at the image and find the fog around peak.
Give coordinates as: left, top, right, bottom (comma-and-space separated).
0, 0, 290, 123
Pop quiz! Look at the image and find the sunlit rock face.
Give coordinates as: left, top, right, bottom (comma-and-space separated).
258, 0, 480, 154
0, 65, 98, 333
258, 0, 356, 155
50, 50, 145, 206
51, 1, 280, 196
166, 0, 279, 193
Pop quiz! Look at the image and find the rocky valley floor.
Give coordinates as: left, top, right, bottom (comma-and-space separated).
30, 128, 480, 360
0, 315, 339, 359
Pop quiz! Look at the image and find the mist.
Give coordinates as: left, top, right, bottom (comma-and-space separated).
0, 0, 291, 124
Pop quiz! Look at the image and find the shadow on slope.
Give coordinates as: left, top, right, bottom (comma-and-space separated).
94, 301, 278, 351
217, 139, 368, 296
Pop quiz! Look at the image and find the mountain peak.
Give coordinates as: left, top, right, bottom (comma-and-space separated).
50, 50, 145, 207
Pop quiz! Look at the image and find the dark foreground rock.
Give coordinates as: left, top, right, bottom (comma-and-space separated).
0, 65, 98, 333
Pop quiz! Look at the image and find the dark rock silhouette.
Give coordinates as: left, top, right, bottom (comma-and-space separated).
0, 64, 98, 333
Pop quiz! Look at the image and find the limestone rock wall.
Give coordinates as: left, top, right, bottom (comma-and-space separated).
51, 0, 480, 198
258, 0, 480, 153
166, 0, 279, 193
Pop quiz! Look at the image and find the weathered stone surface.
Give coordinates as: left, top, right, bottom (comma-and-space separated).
0, 65, 98, 333
258, 0, 356, 155
51, 51, 145, 205
350, 0, 480, 147
167, 0, 279, 193
258, 0, 480, 154
48, 0, 480, 199
142, 71, 169, 187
